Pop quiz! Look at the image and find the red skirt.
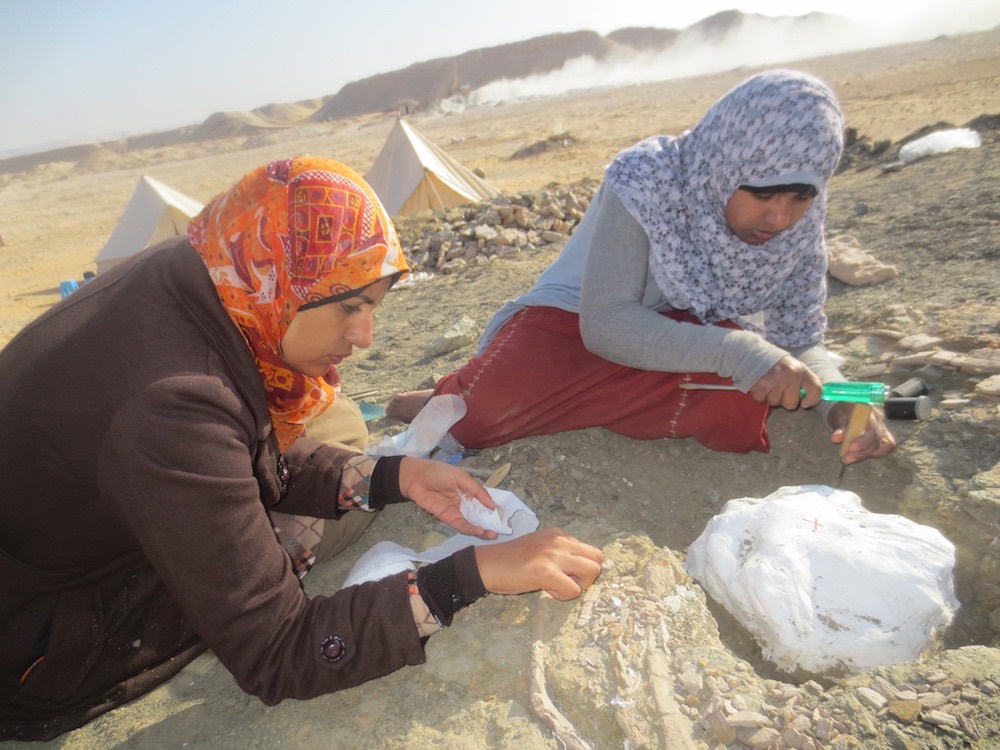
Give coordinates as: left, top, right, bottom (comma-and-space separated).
433, 306, 770, 453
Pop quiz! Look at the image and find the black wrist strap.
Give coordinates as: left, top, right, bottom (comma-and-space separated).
415, 546, 488, 626
370, 455, 406, 510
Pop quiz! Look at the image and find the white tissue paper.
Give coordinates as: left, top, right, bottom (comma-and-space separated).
685, 484, 959, 676
342, 487, 538, 588
460, 493, 512, 536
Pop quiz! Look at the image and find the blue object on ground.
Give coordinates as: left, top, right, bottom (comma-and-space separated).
359, 402, 386, 422
59, 280, 80, 299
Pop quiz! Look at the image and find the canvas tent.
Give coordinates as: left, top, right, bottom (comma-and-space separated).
364, 119, 500, 217
94, 175, 204, 274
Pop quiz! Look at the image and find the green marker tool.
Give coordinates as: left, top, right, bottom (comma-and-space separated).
680, 380, 890, 403
810, 381, 890, 404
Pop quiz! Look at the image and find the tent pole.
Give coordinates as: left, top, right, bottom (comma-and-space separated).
425, 168, 447, 210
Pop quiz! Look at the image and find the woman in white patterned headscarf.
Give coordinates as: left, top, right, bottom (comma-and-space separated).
389, 70, 896, 463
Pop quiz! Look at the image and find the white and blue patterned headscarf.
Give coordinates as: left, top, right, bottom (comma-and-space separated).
605, 70, 844, 348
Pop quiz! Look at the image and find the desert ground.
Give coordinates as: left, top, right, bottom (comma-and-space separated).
1, 28, 999, 749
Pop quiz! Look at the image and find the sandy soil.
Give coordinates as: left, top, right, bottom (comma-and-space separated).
1, 28, 998, 749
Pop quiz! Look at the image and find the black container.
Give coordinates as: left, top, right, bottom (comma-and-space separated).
884, 395, 933, 421
890, 377, 930, 399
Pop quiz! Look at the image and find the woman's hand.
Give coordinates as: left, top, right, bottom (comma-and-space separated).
475, 527, 604, 601
749, 354, 823, 410
827, 402, 897, 464
397, 457, 499, 539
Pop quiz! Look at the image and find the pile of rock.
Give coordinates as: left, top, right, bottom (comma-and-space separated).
840, 324, 1000, 403
837, 126, 892, 173
394, 179, 599, 274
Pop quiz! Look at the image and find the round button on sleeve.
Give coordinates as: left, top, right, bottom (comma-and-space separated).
319, 635, 347, 663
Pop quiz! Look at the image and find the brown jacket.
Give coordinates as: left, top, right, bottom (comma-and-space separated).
0, 240, 425, 740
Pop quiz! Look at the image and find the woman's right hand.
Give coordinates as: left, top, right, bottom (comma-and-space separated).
474, 527, 604, 601
750, 354, 822, 410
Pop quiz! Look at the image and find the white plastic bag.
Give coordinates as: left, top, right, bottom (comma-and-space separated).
366, 394, 466, 458
898, 128, 980, 163
685, 485, 959, 676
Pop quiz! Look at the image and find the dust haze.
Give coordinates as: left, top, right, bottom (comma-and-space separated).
469, 11, 995, 107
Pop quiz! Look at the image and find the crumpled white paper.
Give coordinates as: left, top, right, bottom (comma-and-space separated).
685, 484, 959, 676
342, 487, 538, 588
460, 493, 512, 536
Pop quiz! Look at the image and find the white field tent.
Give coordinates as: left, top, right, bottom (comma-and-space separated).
94, 176, 204, 274
364, 119, 501, 217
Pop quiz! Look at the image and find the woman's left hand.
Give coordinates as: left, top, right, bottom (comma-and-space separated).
827, 403, 897, 464
397, 457, 499, 539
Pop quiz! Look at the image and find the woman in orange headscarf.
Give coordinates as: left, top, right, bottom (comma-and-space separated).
0, 157, 602, 741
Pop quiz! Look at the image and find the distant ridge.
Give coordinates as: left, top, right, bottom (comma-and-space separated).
312, 30, 623, 121
311, 10, 850, 121
605, 27, 682, 50
0, 10, 856, 174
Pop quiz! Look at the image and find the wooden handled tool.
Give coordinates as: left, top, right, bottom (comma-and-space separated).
837, 402, 871, 486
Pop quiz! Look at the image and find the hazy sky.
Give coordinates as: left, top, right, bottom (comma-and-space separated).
2, 0, 997, 156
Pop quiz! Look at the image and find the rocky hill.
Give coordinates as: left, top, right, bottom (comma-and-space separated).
0, 10, 851, 175
312, 10, 851, 120
313, 30, 622, 120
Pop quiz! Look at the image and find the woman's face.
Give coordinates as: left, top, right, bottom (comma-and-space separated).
279, 277, 393, 377
724, 188, 815, 245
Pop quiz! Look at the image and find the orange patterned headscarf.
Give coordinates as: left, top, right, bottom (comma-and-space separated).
188, 157, 408, 451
